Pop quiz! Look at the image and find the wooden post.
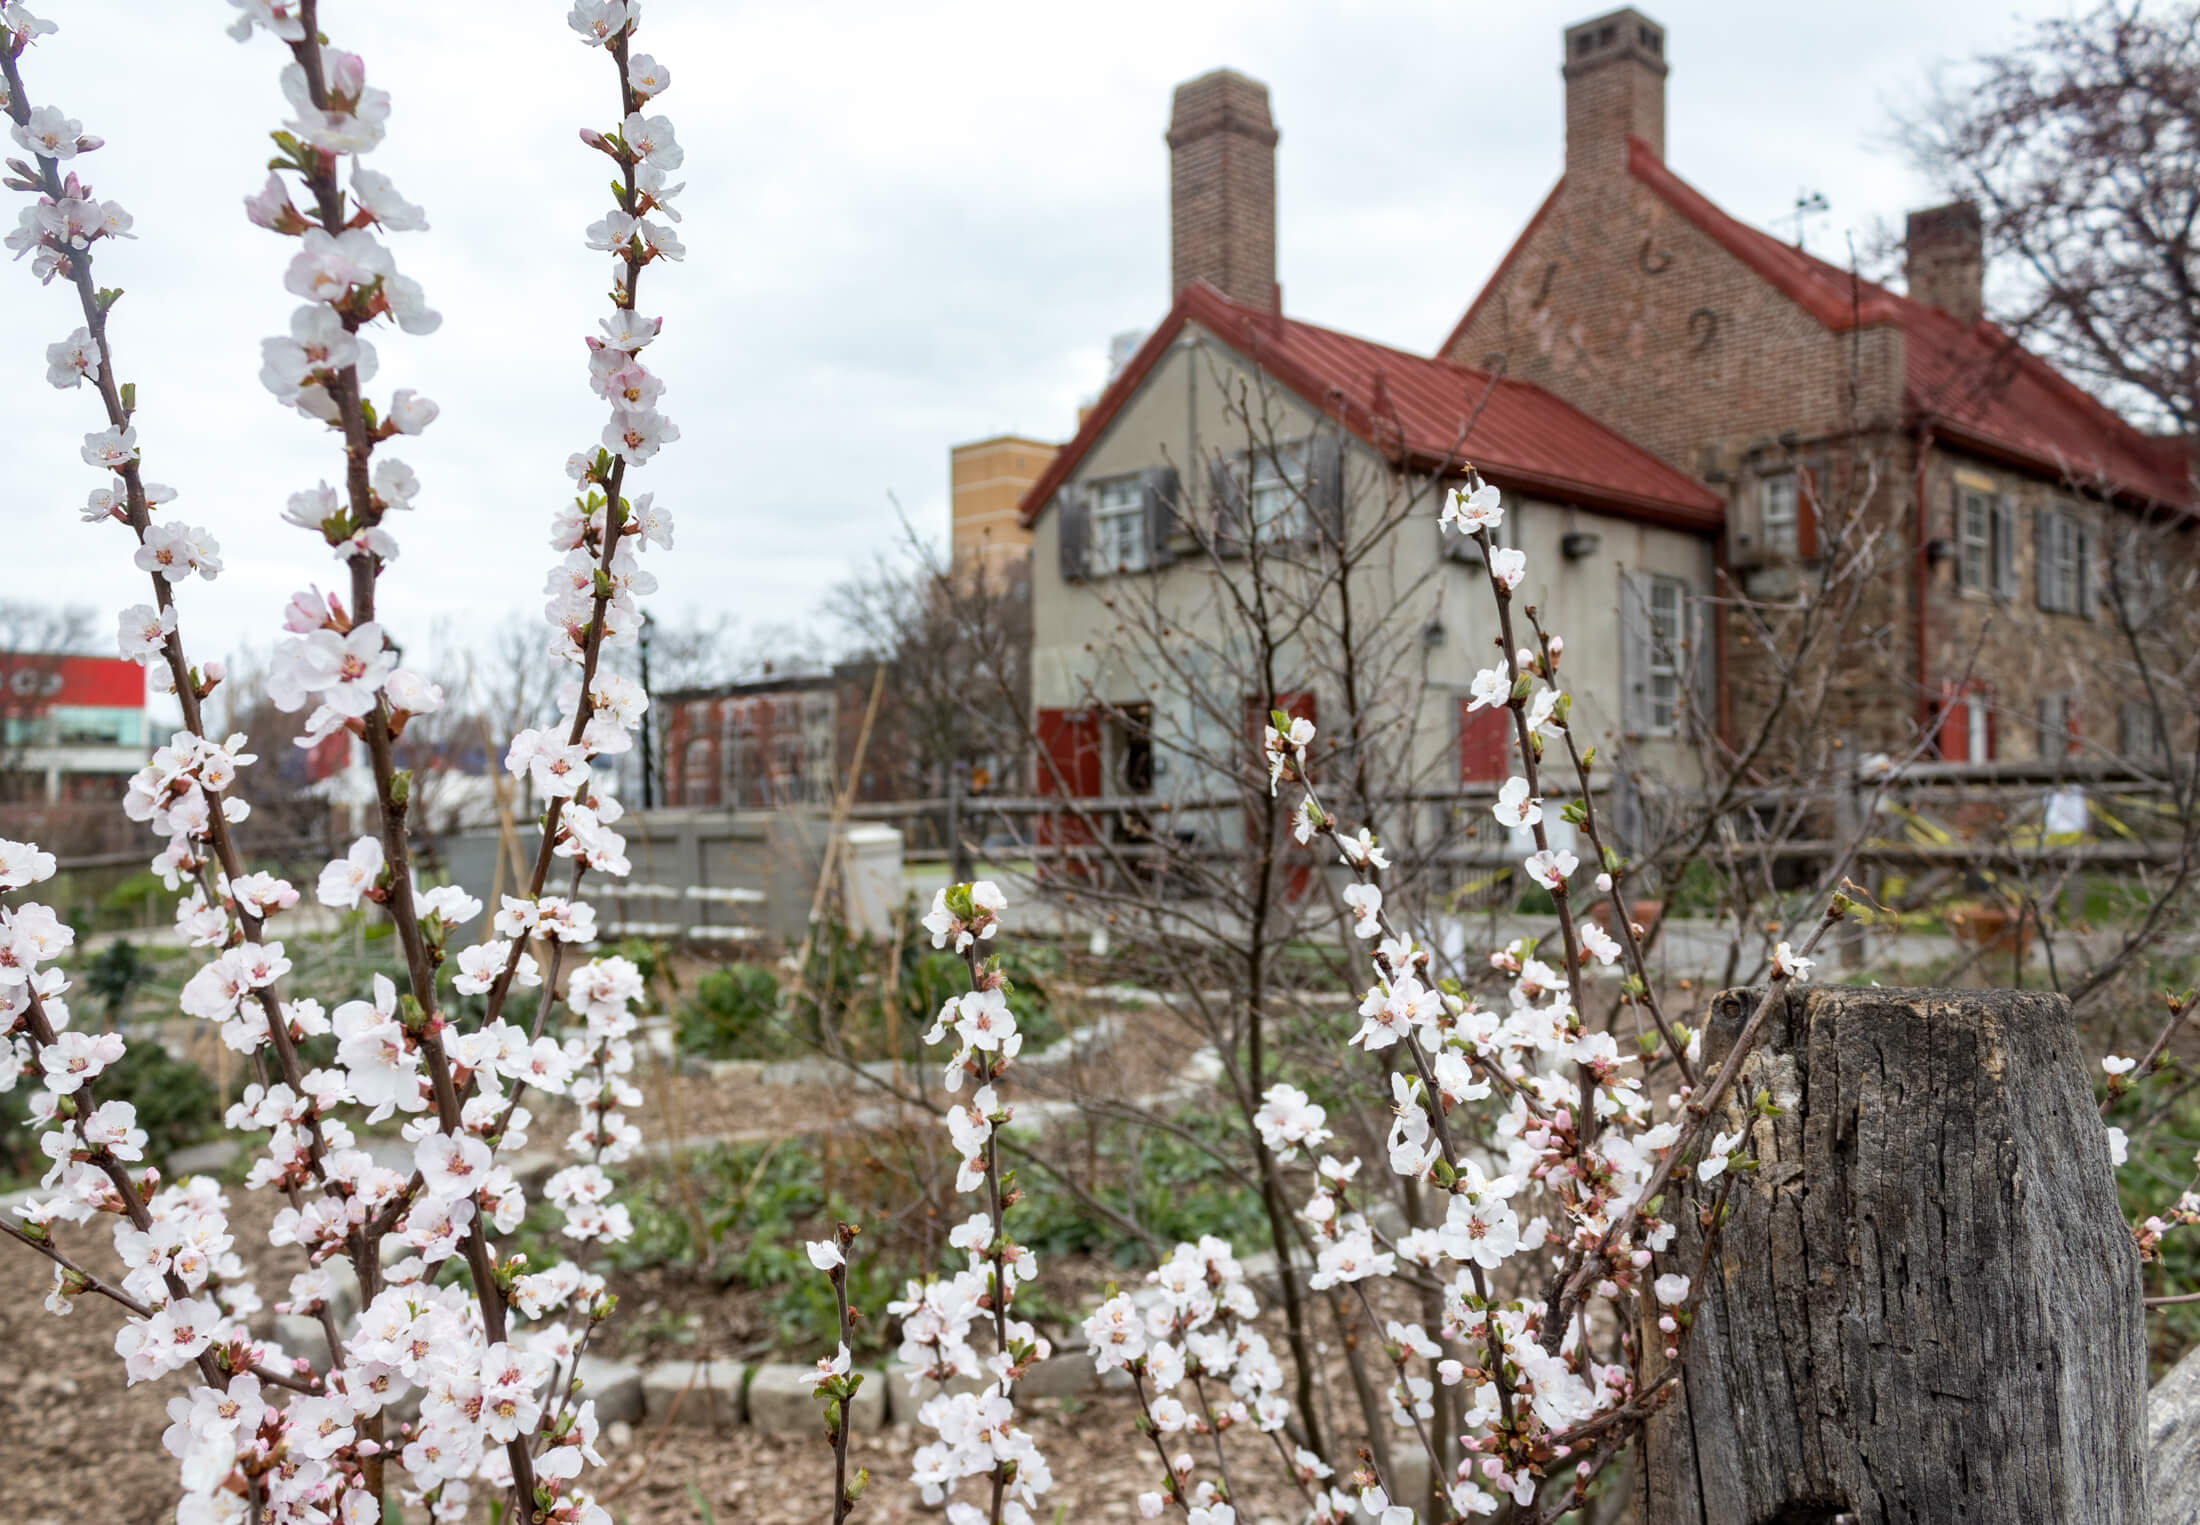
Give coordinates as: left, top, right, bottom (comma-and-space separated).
1639, 985, 2147, 1524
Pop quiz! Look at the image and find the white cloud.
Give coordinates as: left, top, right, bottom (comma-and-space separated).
0, 0, 2065, 675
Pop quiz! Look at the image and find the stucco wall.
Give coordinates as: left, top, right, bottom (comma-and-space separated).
1027, 322, 1717, 822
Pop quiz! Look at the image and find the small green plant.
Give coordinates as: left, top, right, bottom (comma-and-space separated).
0, 1035, 220, 1184
676, 965, 785, 1058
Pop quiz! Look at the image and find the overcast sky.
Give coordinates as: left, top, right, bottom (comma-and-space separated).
2, 0, 2072, 690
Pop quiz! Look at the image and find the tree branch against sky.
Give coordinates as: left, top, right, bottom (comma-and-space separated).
1901, 0, 2200, 434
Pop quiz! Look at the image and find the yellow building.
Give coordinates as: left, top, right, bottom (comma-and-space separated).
950, 434, 1055, 578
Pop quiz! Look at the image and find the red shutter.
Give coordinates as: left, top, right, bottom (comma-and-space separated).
1796, 462, 1820, 560
1936, 680, 1993, 762
1458, 699, 1512, 784
1936, 681, 1970, 762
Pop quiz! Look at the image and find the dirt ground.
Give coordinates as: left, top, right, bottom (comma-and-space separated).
0, 1002, 1318, 1524
0, 1196, 1300, 1525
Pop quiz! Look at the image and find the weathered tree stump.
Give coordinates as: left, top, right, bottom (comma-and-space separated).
1637, 986, 2146, 1524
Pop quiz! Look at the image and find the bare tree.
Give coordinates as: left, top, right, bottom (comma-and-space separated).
827, 527, 1032, 804
1899, 1, 2200, 435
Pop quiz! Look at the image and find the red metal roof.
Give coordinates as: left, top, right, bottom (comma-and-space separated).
1620, 138, 2192, 509
1019, 282, 1723, 532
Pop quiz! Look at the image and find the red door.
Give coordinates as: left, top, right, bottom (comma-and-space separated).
1034, 708, 1103, 880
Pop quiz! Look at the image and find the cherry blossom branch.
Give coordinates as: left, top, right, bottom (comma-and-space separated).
808, 1224, 868, 1524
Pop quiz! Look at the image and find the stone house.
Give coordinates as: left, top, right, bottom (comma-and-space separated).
1442, 8, 2196, 763
1014, 70, 1724, 854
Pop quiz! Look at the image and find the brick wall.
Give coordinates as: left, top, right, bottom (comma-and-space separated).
1167, 69, 1278, 310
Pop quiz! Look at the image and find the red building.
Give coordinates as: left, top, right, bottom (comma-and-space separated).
0, 653, 150, 804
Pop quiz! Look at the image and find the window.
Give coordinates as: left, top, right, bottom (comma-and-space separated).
2120, 701, 2162, 762
1760, 474, 1798, 557
1249, 446, 1310, 542
1090, 476, 1146, 573
2036, 693, 2079, 760
2036, 505, 2094, 616
1646, 576, 1686, 735
1957, 489, 1992, 593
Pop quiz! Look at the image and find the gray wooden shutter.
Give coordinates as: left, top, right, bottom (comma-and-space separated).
1991, 495, 2017, 599
1056, 486, 1088, 584
1140, 465, 1179, 570
1689, 584, 1715, 738
1310, 433, 1346, 544
2034, 505, 2051, 610
2077, 521, 2096, 619
1620, 570, 1652, 737
1209, 456, 1245, 559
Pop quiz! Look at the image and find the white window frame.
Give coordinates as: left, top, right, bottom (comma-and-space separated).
1760, 473, 1799, 557
1249, 445, 1310, 543
1089, 476, 1147, 574
1645, 575, 1687, 736
1957, 488, 1992, 593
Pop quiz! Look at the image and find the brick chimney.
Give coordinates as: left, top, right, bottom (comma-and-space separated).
1906, 201, 1984, 328
1562, 8, 1667, 175
1167, 69, 1279, 311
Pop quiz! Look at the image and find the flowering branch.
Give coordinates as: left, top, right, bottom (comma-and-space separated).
808, 1225, 870, 1523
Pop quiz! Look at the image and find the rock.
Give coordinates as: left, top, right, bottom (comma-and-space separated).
2150, 1341, 2200, 1523
640, 1359, 746, 1428
274, 1312, 330, 1371
168, 1138, 242, 1177
326, 1258, 362, 1330
574, 1355, 644, 1424
1016, 1351, 1095, 1402
1387, 1445, 1432, 1517
606, 1420, 634, 1449
747, 1361, 882, 1435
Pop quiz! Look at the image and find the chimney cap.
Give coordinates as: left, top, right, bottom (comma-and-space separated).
1166, 67, 1279, 149
1906, 200, 1982, 243
1562, 7, 1668, 80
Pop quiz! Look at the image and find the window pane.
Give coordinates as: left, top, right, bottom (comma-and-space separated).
1761, 475, 1798, 554
1091, 477, 1146, 572
1959, 494, 1989, 590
